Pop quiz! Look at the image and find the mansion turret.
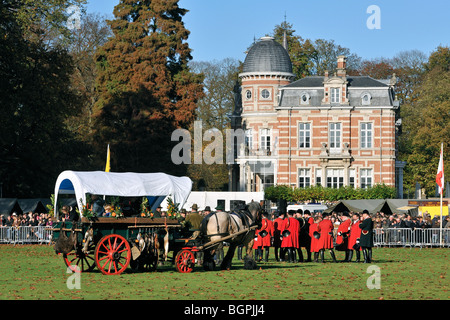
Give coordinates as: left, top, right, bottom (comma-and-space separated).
229, 36, 405, 197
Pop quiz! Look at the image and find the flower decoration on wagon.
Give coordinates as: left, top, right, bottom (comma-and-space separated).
140, 197, 153, 218
76, 198, 97, 220
112, 205, 124, 219
166, 196, 180, 220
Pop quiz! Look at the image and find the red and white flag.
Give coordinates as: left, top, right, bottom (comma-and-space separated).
436, 144, 444, 195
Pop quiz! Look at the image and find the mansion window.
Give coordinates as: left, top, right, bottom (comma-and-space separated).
349, 168, 356, 188
261, 89, 270, 99
260, 128, 271, 154
331, 87, 340, 103
361, 122, 373, 148
245, 129, 253, 154
298, 122, 311, 148
360, 169, 373, 189
315, 168, 322, 186
327, 168, 344, 188
329, 122, 341, 152
298, 169, 311, 188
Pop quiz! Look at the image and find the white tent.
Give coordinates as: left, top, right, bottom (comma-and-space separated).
54, 171, 192, 216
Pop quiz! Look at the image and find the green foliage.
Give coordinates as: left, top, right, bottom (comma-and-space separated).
265, 184, 397, 203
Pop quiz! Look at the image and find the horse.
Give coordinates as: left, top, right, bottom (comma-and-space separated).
201, 201, 262, 271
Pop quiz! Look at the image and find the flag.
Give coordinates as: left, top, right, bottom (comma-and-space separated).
436, 143, 444, 195
105, 144, 111, 172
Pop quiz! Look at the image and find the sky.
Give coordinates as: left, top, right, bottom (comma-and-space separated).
85, 0, 450, 63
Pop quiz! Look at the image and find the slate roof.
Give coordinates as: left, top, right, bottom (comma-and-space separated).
242, 37, 293, 74
284, 76, 389, 88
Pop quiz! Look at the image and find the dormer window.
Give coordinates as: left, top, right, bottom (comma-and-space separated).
331, 87, 340, 103
300, 92, 310, 105
361, 92, 371, 105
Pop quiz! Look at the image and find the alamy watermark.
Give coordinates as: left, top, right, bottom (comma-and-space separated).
66, 5, 81, 30
66, 265, 81, 290
171, 121, 279, 165
367, 5, 381, 30
366, 265, 381, 289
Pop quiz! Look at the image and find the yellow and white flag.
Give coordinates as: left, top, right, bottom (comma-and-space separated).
105, 144, 111, 172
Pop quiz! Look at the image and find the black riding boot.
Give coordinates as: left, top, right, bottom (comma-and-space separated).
347, 250, 353, 262
320, 249, 325, 263
362, 248, 369, 263
280, 248, 286, 262
297, 248, 304, 262
313, 252, 319, 262
237, 246, 243, 260
355, 250, 361, 263
342, 250, 349, 262
367, 248, 372, 263
330, 250, 337, 263
264, 248, 269, 262
274, 247, 280, 261
305, 250, 312, 262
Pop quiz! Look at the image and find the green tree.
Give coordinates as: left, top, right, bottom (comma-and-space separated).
271, 21, 316, 79
403, 46, 450, 196
0, 0, 86, 197
92, 0, 204, 174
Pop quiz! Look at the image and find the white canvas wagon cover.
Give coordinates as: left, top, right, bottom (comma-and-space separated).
54, 170, 192, 215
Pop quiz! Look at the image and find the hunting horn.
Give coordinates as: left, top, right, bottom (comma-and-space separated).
259, 219, 268, 238
282, 217, 291, 238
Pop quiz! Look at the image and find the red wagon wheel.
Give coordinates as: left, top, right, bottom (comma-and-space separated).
95, 234, 131, 275
175, 249, 195, 273
63, 242, 96, 273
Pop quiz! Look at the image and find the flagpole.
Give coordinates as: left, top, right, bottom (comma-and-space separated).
439, 142, 443, 247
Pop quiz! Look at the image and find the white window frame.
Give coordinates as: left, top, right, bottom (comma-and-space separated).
326, 168, 344, 189
260, 128, 271, 153
298, 168, 311, 188
298, 122, 311, 148
245, 129, 253, 154
360, 168, 373, 189
360, 122, 373, 149
329, 122, 341, 153
349, 168, 355, 188
260, 89, 270, 99
331, 87, 340, 103
315, 168, 322, 186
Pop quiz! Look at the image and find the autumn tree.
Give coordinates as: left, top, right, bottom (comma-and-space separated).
402, 46, 450, 195
92, 0, 204, 174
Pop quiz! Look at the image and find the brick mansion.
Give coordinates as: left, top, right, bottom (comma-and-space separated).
229, 36, 405, 198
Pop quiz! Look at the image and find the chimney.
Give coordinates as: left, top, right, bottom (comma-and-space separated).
336, 55, 347, 77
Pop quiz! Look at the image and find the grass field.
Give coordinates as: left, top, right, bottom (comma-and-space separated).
0, 244, 448, 300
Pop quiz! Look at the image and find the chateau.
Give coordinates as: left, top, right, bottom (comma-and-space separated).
229, 36, 405, 197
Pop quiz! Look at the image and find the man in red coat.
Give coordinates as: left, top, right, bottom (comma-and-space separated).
272, 212, 285, 261
347, 212, 362, 262
253, 212, 273, 262
335, 211, 352, 262
318, 212, 337, 262
281, 210, 300, 263
309, 215, 322, 262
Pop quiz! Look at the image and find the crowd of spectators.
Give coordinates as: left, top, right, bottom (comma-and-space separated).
0, 212, 54, 228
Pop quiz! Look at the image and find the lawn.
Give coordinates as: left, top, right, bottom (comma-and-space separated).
0, 244, 448, 300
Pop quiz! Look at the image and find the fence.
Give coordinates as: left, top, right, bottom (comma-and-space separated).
373, 228, 450, 248
0, 226, 53, 245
